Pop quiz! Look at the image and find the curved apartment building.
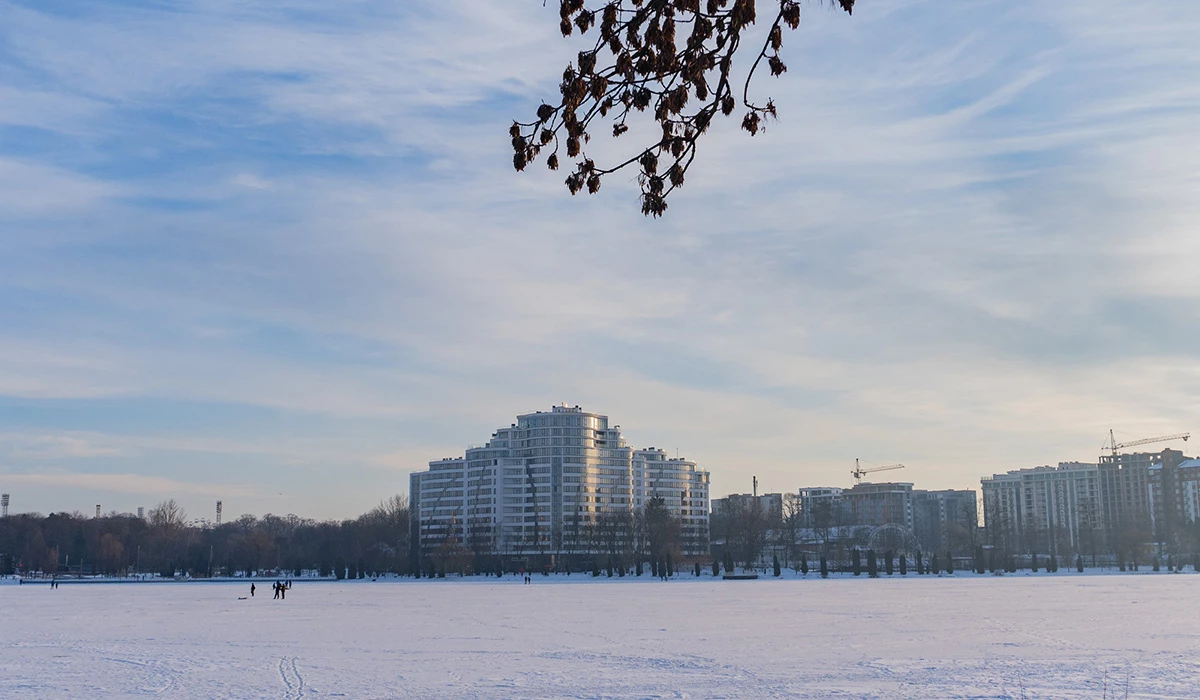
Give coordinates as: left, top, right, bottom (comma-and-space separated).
410, 405, 710, 561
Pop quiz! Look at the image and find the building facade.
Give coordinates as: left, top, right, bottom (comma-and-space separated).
1098, 451, 1159, 543
981, 462, 1101, 554
842, 482, 915, 529
797, 487, 844, 529
711, 493, 785, 522
912, 489, 977, 553
1147, 450, 1198, 547
410, 405, 710, 563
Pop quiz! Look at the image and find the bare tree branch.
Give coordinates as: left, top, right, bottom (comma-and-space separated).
511, 0, 855, 216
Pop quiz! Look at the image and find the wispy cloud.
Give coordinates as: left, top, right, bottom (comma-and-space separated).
1, 0, 1198, 517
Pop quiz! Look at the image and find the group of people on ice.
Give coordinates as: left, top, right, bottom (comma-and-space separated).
249, 579, 292, 599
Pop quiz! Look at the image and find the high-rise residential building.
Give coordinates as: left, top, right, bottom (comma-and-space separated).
912, 489, 977, 553
1147, 450, 1197, 547
981, 462, 1101, 553
634, 447, 710, 551
842, 482, 915, 529
1098, 451, 1160, 541
409, 405, 710, 563
796, 487, 845, 528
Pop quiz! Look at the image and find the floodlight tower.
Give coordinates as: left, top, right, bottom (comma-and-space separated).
96, 505, 101, 518
1, 494, 9, 517
216, 500, 223, 525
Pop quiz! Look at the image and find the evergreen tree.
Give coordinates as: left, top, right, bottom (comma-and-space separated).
915, 550, 923, 575
800, 555, 809, 575
348, 561, 358, 580
651, 558, 659, 578
852, 549, 862, 576
335, 556, 346, 580
884, 550, 894, 576
636, 560, 643, 576
1032, 552, 1038, 572
899, 554, 907, 576
1049, 554, 1058, 572
694, 561, 701, 577
666, 553, 674, 577
1076, 554, 1084, 573
593, 563, 600, 577
931, 553, 939, 575
773, 554, 781, 577
1119, 559, 1126, 572
819, 554, 828, 579
712, 559, 720, 577
974, 545, 985, 574
724, 548, 735, 574
867, 549, 878, 578
946, 552, 954, 574
1152, 557, 1160, 572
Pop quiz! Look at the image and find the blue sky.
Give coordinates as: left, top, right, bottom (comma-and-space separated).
2, 0, 1199, 521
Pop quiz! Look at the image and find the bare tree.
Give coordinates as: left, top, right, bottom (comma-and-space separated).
810, 500, 836, 557
147, 499, 187, 534
781, 495, 802, 568
147, 499, 190, 576
512, 0, 856, 216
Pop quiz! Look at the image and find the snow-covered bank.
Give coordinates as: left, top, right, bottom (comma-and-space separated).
3, 576, 1197, 698
4, 565, 1193, 585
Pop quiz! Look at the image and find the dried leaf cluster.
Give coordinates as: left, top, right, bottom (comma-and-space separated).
511, 0, 855, 216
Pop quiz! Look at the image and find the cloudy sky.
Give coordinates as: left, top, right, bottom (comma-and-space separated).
2, 0, 1198, 521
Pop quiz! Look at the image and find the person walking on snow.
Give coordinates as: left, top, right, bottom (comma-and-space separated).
250, 583, 256, 597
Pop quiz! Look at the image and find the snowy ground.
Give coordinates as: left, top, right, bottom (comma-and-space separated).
3, 574, 1199, 698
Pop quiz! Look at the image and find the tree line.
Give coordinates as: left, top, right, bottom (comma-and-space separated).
709, 496, 980, 571
0, 496, 410, 579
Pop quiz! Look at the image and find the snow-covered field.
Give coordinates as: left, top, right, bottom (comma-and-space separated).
3, 574, 1199, 698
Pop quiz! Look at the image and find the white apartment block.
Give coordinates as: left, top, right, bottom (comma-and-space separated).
410, 405, 710, 559
981, 462, 1100, 552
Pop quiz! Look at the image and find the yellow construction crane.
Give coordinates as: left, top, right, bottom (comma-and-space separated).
851, 459, 906, 484
1104, 430, 1189, 456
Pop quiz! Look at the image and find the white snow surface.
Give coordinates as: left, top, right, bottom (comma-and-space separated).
3, 574, 1199, 698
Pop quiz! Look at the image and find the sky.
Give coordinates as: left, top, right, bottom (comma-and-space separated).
1, 0, 1199, 522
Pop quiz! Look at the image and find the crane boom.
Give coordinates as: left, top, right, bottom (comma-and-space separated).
1106, 430, 1190, 456
851, 459, 906, 484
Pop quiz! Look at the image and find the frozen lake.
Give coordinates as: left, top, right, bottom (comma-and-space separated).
3, 574, 1199, 698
